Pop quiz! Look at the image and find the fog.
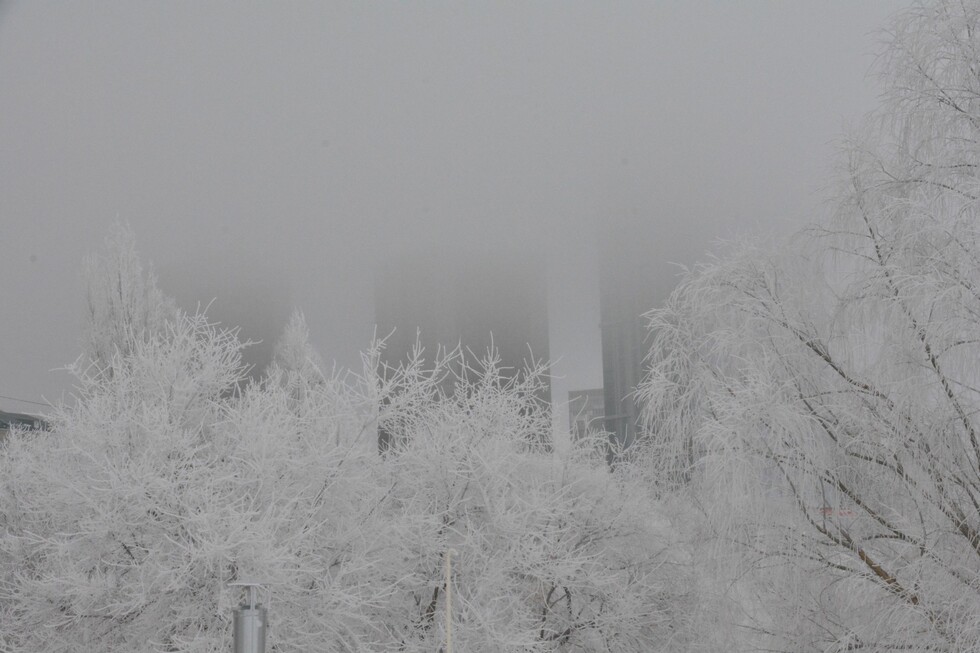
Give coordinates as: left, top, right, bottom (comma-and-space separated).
0, 2, 907, 414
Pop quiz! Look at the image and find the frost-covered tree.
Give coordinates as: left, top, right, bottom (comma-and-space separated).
1, 231, 690, 652
268, 310, 325, 384
638, 1, 980, 650
371, 353, 695, 652
81, 223, 177, 378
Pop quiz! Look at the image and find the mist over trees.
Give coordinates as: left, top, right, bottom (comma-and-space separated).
0, 231, 692, 651
638, 0, 980, 649
7, 1, 980, 651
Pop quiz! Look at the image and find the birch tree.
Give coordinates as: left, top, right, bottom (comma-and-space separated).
638, 1, 980, 649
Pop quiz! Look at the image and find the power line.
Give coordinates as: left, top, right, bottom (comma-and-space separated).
0, 393, 53, 408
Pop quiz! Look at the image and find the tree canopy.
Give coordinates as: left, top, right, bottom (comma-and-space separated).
1, 232, 690, 652
638, 1, 980, 649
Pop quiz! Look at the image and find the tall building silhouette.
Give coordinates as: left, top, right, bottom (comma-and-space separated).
598, 225, 670, 459
374, 242, 550, 446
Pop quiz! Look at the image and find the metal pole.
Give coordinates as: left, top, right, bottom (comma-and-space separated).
444, 549, 456, 653
230, 582, 267, 653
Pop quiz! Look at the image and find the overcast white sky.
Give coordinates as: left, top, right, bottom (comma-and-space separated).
1, 2, 908, 413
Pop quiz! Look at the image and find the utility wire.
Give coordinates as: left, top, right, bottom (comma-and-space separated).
0, 393, 53, 408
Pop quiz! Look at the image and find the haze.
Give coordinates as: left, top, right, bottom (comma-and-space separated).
1, 2, 907, 415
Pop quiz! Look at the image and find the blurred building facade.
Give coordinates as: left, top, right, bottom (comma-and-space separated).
0, 409, 49, 441
598, 225, 668, 458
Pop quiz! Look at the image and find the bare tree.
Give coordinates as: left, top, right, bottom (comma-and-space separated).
638, 2, 980, 650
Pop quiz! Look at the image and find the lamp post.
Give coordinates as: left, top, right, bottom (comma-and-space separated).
229, 582, 267, 653
444, 549, 457, 653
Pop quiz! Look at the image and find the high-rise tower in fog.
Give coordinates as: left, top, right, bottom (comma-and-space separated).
598, 224, 671, 457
